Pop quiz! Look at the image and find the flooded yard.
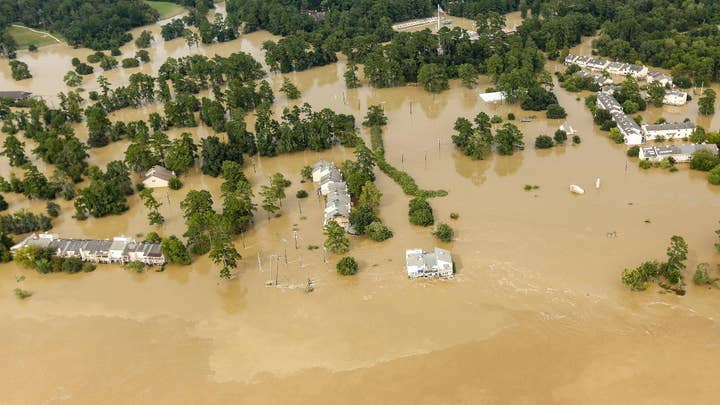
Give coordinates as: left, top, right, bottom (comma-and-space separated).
1, 8, 720, 404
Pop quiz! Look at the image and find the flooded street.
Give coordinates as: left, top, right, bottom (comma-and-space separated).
2, 8, 720, 404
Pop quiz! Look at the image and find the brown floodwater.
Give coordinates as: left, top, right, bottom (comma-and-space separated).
2, 7, 720, 404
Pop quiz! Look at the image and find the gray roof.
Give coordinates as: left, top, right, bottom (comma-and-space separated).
0, 91, 31, 101
644, 121, 695, 132
144, 165, 174, 181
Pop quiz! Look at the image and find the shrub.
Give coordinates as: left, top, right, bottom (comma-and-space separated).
300, 165, 312, 180
450, 212, 459, 220
608, 128, 624, 144
626, 146, 640, 157
28, 44, 38, 52
110, 47, 121, 56
572, 135, 581, 144
336, 256, 358, 276
61, 257, 84, 273
46, 202, 60, 218
366, 221, 393, 241
693, 263, 715, 286
535, 135, 554, 149
553, 130, 567, 144
124, 260, 145, 273
689, 150, 720, 171
135, 182, 146, 192
168, 177, 183, 190
639, 159, 653, 170
546, 103, 567, 119
708, 165, 720, 185
75, 63, 94, 75
87, 52, 104, 63
432, 223, 454, 242
349, 205, 378, 234
408, 197, 433, 226
14, 288, 32, 299
82, 263, 96, 272
490, 115, 502, 124
121, 58, 140, 68
144, 232, 162, 243
507, 113, 515, 120
296, 190, 309, 198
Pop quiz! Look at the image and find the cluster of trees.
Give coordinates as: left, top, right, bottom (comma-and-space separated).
558, 65, 601, 92
589, 0, 720, 85
259, 172, 289, 219
0, 210, 52, 235
74, 161, 134, 219
9, 60, 31, 80
451, 112, 525, 159
0, 0, 161, 50
14, 245, 96, 274
534, 130, 569, 149
621, 235, 688, 293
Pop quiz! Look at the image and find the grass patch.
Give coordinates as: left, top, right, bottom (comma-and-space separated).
146, 1, 185, 19
7, 26, 62, 49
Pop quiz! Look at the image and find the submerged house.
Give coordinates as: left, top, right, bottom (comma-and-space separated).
647, 71, 673, 86
312, 160, 354, 233
406, 248, 453, 278
0, 91, 32, 102
596, 91, 643, 145
642, 121, 696, 141
638, 144, 718, 163
11, 233, 165, 265
143, 165, 175, 188
662, 90, 688, 106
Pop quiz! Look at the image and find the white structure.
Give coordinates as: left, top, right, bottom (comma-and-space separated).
576, 71, 613, 86
479, 91, 506, 103
405, 248, 453, 278
639, 144, 719, 163
647, 71, 673, 86
663, 90, 688, 106
391, 17, 438, 31
642, 121, 696, 141
143, 165, 174, 188
564, 54, 648, 79
596, 91, 643, 145
312, 160, 354, 233
10, 233, 165, 265
559, 123, 576, 135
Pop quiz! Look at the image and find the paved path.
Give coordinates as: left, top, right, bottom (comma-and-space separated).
11, 24, 62, 43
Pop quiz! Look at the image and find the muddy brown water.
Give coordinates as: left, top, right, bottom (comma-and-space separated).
2, 7, 720, 404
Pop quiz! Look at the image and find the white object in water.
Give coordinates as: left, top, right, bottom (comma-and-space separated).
595, 178, 601, 189
569, 184, 585, 195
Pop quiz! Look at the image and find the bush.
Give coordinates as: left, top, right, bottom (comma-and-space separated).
110, 47, 121, 56
507, 113, 515, 120
408, 197, 434, 226
553, 130, 567, 144
572, 135, 581, 144
296, 190, 309, 198
693, 263, 715, 286
75, 63, 94, 75
336, 256, 358, 275
61, 257, 84, 273
121, 58, 140, 68
366, 221, 393, 241
708, 165, 720, 185
135, 182, 146, 192
349, 205, 378, 234
490, 115, 502, 124
626, 146, 640, 157
546, 103, 567, 119
14, 288, 32, 299
432, 223, 454, 242
46, 202, 60, 218
168, 177, 183, 190
144, 231, 162, 243
450, 212, 459, 220
87, 52, 104, 63
535, 135, 554, 149
124, 260, 145, 273
28, 44, 38, 52
608, 128, 624, 144
689, 150, 720, 171
639, 159, 653, 170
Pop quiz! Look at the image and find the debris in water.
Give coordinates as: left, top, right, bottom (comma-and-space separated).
569, 184, 585, 194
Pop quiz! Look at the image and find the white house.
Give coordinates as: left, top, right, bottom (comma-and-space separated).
143, 165, 174, 188
663, 90, 688, 106
479, 91, 506, 103
313, 160, 354, 233
639, 144, 719, 163
405, 248, 453, 278
647, 71, 672, 86
311, 160, 334, 182
642, 121, 696, 141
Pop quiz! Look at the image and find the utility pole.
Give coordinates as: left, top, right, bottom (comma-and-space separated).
275, 256, 280, 286
257, 251, 262, 273
293, 229, 299, 249
322, 247, 327, 264
297, 198, 302, 215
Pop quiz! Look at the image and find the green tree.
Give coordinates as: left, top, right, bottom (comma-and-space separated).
260, 183, 280, 219
432, 223, 454, 242
280, 77, 301, 99
207, 214, 241, 279
495, 123, 525, 155
349, 205, 378, 234
9, 60, 31, 80
135, 30, 153, 48
1, 134, 27, 167
366, 221, 393, 241
709, 165, 720, 185
535, 135, 554, 149
693, 263, 716, 286
363, 105, 387, 127
336, 256, 358, 275
324, 220, 350, 254
457, 64, 479, 88
358, 181, 382, 209
417, 63, 449, 93
553, 129, 568, 144
662, 235, 688, 285
689, 149, 720, 171
699, 89, 716, 115
63, 71, 82, 87
85, 106, 112, 147
164, 132, 197, 174
344, 62, 360, 89
647, 81, 666, 107
408, 197, 433, 226
162, 236, 192, 265
140, 188, 164, 225
546, 103, 567, 119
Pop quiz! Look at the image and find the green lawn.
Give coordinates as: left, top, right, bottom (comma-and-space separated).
146, 1, 185, 20
7, 25, 63, 49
